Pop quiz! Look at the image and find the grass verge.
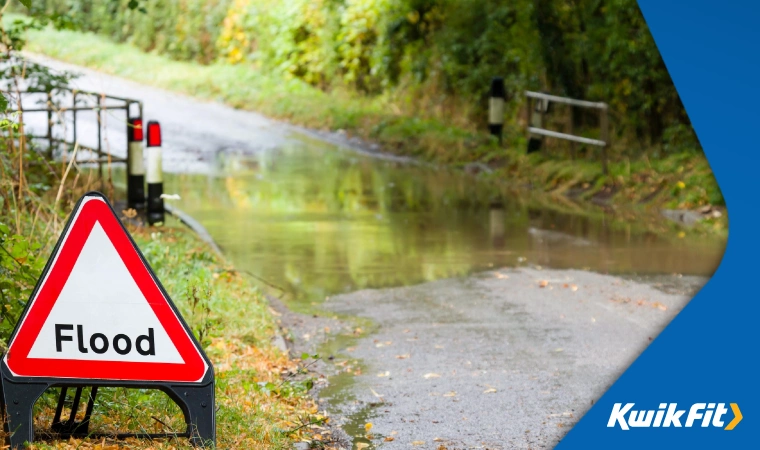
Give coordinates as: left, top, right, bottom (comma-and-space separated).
19, 25, 725, 213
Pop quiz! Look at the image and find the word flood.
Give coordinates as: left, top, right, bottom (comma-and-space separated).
55, 324, 156, 356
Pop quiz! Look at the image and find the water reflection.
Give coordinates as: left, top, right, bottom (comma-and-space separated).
162, 140, 726, 308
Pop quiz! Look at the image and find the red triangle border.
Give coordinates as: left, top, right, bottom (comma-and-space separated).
5, 195, 207, 383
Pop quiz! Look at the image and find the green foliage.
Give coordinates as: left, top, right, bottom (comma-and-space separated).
34, 0, 698, 153
36, 0, 231, 64
0, 222, 46, 349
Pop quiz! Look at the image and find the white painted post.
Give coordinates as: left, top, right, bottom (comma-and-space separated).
489, 77, 505, 144
127, 117, 146, 210
146, 121, 164, 225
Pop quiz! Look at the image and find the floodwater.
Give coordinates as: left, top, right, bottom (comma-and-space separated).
18, 54, 726, 308
162, 137, 726, 309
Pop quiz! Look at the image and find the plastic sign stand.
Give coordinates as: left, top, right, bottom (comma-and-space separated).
0, 192, 215, 448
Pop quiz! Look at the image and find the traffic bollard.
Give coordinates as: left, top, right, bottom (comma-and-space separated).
146, 121, 164, 225
489, 77, 505, 145
127, 117, 145, 210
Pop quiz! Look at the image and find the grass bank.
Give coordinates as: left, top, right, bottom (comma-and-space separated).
22, 25, 724, 213
1, 155, 328, 447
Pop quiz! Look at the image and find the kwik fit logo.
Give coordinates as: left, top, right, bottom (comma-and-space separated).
608, 403, 742, 430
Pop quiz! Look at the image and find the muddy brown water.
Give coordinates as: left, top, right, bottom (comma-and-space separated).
162, 138, 725, 312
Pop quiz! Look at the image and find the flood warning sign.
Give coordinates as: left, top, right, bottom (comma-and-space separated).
3, 193, 207, 382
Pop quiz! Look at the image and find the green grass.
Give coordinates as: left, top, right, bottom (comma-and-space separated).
21, 24, 724, 213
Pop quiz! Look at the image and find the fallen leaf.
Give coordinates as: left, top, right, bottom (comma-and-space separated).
377, 371, 390, 377
396, 354, 410, 359
412, 441, 425, 446
483, 388, 497, 394
356, 443, 369, 450
570, 284, 578, 291
384, 436, 395, 442
444, 391, 457, 397
370, 387, 384, 398
365, 423, 373, 432
424, 373, 441, 379
538, 280, 549, 288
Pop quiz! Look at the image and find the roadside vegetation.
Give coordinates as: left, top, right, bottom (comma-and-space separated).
16, 0, 724, 213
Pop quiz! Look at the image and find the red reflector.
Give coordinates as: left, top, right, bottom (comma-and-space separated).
147, 121, 162, 147
128, 118, 143, 142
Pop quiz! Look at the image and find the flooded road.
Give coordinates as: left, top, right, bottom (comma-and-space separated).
161, 140, 723, 310
30, 55, 726, 449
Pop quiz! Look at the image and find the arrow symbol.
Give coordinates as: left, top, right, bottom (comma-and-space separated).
725, 403, 742, 430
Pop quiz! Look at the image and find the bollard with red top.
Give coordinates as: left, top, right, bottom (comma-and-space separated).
127, 118, 146, 210
146, 121, 164, 225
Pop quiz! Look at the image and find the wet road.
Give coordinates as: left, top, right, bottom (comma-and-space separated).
319, 268, 701, 449
24, 54, 725, 449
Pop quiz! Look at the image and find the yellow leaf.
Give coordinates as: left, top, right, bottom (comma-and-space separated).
364, 422, 373, 432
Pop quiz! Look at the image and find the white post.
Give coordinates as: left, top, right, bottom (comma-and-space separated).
489, 77, 505, 144
127, 117, 145, 210
146, 121, 164, 225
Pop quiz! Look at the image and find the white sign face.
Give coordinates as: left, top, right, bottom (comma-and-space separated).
4, 194, 208, 382
27, 222, 183, 363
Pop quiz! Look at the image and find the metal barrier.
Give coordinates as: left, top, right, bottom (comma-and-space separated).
7, 88, 143, 178
525, 90, 610, 174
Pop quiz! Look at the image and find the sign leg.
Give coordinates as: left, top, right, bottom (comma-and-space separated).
1, 378, 49, 449
163, 381, 215, 447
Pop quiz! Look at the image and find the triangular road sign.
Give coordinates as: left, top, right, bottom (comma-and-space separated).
4, 192, 209, 383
